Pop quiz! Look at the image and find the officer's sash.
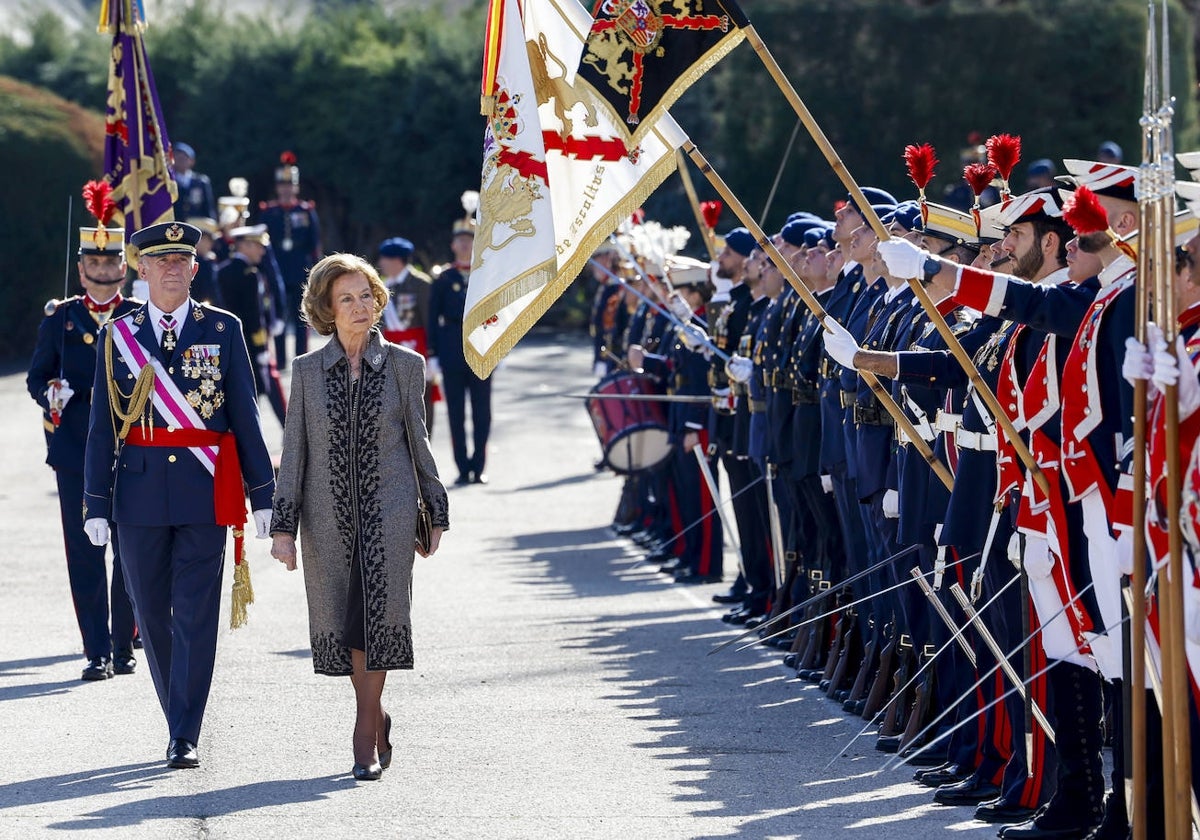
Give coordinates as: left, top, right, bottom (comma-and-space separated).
109, 317, 218, 476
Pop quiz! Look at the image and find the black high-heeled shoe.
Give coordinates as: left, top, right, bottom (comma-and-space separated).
378, 712, 393, 770
352, 761, 382, 781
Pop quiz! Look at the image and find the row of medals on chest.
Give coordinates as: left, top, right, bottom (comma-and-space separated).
180, 346, 224, 419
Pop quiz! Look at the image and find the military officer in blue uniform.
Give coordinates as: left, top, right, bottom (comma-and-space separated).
171, 142, 217, 221
429, 212, 493, 485
27, 193, 140, 681
257, 152, 321, 368
82, 221, 276, 770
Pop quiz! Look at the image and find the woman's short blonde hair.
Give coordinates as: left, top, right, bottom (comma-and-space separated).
301, 253, 389, 336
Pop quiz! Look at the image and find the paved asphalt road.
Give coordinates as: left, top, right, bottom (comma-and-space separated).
0, 331, 999, 839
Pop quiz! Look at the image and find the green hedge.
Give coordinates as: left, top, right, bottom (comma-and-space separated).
0, 76, 105, 364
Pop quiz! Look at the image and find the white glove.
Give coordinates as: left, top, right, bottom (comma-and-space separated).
1122, 336, 1154, 387
877, 238, 931, 279
427, 357, 442, 380
593, 361, 607, 378
668, 294, 693, 322
1186, 586, 1200, 646
255, 351, 270, 366
820, 474, 833, 494
252, 509, 272, 539
678, 323, 709, 351
46, 379, 74, 411
1007, 532, 1022, 568
1153, 334, 1200, 420
882, 489, 899, 519
1115, 528, 1134, 576
84, 518, 110, 546
271, 319, 286, 337
1023, 539, 1054, 580
822, 318, 860, 370
725, 354, 753, 384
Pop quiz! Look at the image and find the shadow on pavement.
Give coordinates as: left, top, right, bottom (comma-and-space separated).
0, 653, 82, 675
43, 775, 356, 830
507, 539, 979, 837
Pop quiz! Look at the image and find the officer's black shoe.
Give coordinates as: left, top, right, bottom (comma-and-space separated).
132, 633, 143, 650
471, 472, 489, 485
81, 657, 113, 681
743, 614, 767, 629
974, 798, 1038, 824
874, 735, 901, 753
658, 560, 685, 575
611, 521, 636, 536
998, 815, 1095, 839
726, 608, 756, 625
904, 744, 948, 766
769, 633, 796, 649
113, 652, 137, 675
454, 474, 471, 486
933, 775, 1002, 806
166, 738, 199, 769
915, 762, 971, 788
630, 530, 655, 546
712, 589, 746, 605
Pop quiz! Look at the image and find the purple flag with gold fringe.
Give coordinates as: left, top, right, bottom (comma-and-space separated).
100, 0, 177, 234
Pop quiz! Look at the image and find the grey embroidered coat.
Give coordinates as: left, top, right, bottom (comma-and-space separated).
270, 330, 449, 675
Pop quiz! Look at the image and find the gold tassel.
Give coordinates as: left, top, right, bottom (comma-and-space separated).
230, 529, 254, 629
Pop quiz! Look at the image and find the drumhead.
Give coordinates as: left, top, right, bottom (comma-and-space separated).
605, 425, 672, 474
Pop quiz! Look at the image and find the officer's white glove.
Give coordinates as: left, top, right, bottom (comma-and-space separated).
725, 354, 753, 384
822, 318, 860, 370
678, 323, 709, 351
271, 319, 286, 337
252, 509, 273, 539
593, 361, 607, 378
1115, 528, 1134, 576
1007, 531, 1022, 569
84, 518, 110, 546
46, 379, 74, 411
1023, 538, 1054, 580
877, 238, 931, 279
255, 351, 270, 366
820, 474, 833, 494
427, 356, 442, 380
1186, 586, 1200, 645
1153, 333, 1200, 421
1122, 336, 1154, 388
668, 293, 693, 322
882, 489, 899, 519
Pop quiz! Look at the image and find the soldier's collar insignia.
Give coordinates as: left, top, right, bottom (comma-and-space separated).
165, 224, 185, 242
133, 309, 146, 324
193, 306, 205, 321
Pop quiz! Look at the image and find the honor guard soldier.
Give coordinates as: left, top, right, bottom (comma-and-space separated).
171, 142, 217, 221
379, 236, 437, 434
187, 217, 224, 308
257, 151, 321, 368
429, 199, 493, 485
217, 224, 288, 426
82, 221, 276, 770
27, 180, 141, 681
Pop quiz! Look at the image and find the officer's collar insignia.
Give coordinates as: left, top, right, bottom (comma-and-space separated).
165, 223, 185, 242
133, 309, 146, 325
193, 306, 205, 321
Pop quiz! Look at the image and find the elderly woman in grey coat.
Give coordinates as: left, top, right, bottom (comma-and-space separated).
269, 253, 448, 782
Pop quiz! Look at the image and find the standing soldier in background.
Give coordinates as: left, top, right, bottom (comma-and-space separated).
171, 142, 217, 221
379, 236, 437, 435
27, 181, 140, 681
217, 224, 288, 427
430, 200, 492, 486
187, 217, 223, 308
258, 151, 321, 369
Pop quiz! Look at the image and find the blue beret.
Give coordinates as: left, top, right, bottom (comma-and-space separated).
820, 227, 836, 249
847, 187, 898, 214
786, 211, 821, 224
379, 237, 414, 259
891, 201, 923, 232
1027, 158, 1055, 177
781, 218, 823, 247
174, 142, 196, 160
802, 224, 833, 248
1098, 141, 1123, 161
723, 227, 755, 257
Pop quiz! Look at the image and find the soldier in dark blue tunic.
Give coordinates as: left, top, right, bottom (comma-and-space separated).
83, 221, 276, 770
429, 213, 493, 485
27, 199, 140, 681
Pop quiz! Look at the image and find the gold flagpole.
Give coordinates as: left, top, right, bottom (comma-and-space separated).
684, 141, 954, 492
733, 22, 1049, 496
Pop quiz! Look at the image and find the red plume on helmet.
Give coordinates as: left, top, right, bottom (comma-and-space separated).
1063, 186, 1137, 260
964, 163, 996, 237
700, 200, 723, 230
83, 180, 117, 226
904, 143, 938, 224
985, 134, 1021, 206
280, 150, 297, 165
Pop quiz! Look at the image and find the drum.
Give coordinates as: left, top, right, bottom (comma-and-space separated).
586, 371, 672, 474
